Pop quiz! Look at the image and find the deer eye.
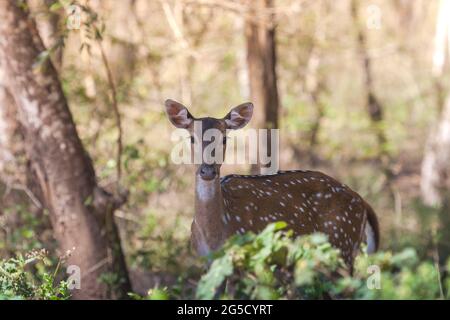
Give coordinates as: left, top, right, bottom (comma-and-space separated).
223, 137, 227, 144
190, 136, 195, 144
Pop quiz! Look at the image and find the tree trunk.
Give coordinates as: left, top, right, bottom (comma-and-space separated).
0, 2, 130, 299
245, 0, 280, 174
421, 97, 450, 207
28, 0, 63, 71
421, 0, 450, 207
421, 95, 450, 264
420, 0, 450, 265
1, 0, 62, 202
0, 40, 23, 178
0, 84, 19, 176
1, 0, 64, 249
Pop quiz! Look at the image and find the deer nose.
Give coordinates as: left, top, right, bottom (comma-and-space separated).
198, 165, 217, 180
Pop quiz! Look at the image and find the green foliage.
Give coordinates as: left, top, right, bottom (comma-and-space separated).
0, 201, 55, 256
192, 223, 448, 300
0, 250, 70, 300
129, 218, 204, 301
196, 222, 346, 299
197, 253, 234, 299
350, 249, 443, 300
129, 287, 171, 300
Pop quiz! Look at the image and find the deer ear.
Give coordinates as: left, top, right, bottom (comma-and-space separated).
165, 99, 194, 129
224, 102, 253, 130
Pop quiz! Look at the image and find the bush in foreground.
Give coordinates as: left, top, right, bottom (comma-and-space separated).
144, 222, 449, 300
0, 250, 69, 300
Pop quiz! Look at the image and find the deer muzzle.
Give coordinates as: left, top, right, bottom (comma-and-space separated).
198, 164, 218, 181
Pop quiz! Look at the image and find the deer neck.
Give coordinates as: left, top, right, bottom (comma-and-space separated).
193, 175, 227, 256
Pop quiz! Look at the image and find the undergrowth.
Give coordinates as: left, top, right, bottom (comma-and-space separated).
139, 222, 449, 300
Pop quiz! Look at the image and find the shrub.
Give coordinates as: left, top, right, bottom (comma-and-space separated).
194, 222, 448, 300
0, 250, 70, 300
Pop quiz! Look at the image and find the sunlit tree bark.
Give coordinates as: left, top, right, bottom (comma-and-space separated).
0, 83, 18, 176
28, 0, 63, 71
421, 0, 450, 264
421, 0, 450, 207
0, 2, 131, 299
1, 0, 63, 187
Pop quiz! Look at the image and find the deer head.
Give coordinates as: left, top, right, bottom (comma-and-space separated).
165, 99, 253, 181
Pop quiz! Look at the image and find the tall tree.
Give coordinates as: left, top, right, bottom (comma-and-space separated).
0, 2, 130, 299
1, 0, 62, 199
245, 0, 280, 174
421, 0, 450, 264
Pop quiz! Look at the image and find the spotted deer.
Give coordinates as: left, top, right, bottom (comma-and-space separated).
165, 99, 380, 268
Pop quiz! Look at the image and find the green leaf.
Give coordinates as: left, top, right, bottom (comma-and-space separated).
196, 253, 233, 299
147, 288, 170, 300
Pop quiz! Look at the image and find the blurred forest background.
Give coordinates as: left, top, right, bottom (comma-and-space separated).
1, 0, 450, 299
